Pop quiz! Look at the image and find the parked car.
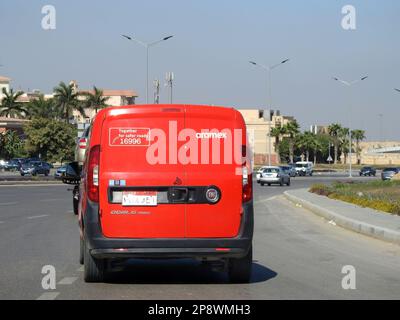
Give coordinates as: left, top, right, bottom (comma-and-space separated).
256, 166, 269, 182
259, 166, 290, 186
75, 126, 91, 166
70, 104, 253, 283
4, 159, 20, 171
0, 159, 7, 170
54, 166, 67, 179
20, 161, 51, 176
359, 166, 376, 176
295, 161, 313, 176
381, 167, 400, 181
280, 165, 297, 177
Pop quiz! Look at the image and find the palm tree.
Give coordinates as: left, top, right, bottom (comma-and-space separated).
0, 88, 27, 118
270, 126, 286, 164
339, 127, 351, 164
298, 131, 317, 162
26, 96, 58, 119
328, 123, 342, 164
352, 129, 366, 165
283, 120, 300, 163
53, 82, 85, 123
82, 86, 109, 114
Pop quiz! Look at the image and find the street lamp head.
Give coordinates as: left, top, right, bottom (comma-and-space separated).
249, 61, 257, 65
122, 34, 132, 40
281, 59, 290, 64
395, 88, 400, 93
163, 35, 174, 41
360, 76, 368, 81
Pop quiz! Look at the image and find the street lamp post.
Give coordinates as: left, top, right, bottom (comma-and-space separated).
332, 76, 368, 178
122, 35, 174, 104
249, 59, 289, 166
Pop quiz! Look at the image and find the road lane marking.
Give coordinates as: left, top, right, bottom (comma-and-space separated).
27, 214, 49, 220
0, 202, 18, 206
58, 277, 78, 285
255, 196, 278, 204
36, 292, 59, 300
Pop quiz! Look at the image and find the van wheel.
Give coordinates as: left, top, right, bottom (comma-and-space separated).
84, 238, 106, 283
267, 183, 271, 186
228, 245, 252, 283
280, 180, 283, 186
260, 182, 264, 186
287, 179, 291, 186
73, 197, 79, 215
79, 237, 84, 265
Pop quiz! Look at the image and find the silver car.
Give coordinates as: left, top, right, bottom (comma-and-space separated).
381, 167, 400, 181
74, 126, 90, 166
259, 166, 291, 186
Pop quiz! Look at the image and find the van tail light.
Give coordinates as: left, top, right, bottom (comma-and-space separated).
87, 145, 100, 202
242, 166, 253, 203
79, 138, 87, 149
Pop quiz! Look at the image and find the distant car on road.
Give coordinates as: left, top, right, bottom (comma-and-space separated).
20, 161, 51, 176
259, 166, 291, 186
280, 165, 297, 177
381, 167, 400, 181
54, 166, 67, 179
359, 166, 376, 177
75, 126, 90, 166
256, 166, 268, 182
295, 161, 313, 176
4, 159, 20, 171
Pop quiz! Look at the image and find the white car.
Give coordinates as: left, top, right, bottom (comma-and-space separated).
258, 166, 291, 186
256, 166, 269, 183
295, 161, 313, 176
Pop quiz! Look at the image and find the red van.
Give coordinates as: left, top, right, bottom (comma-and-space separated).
78, 104, 254, 283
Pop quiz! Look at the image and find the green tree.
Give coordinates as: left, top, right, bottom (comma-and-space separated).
24, 118, 77, 163
0, 88, 27, 118
339, 127, 351, 164
352, 129, 366, 165
297, 131, 317, 162
283, 120, 300, 163
82, 86, 109, 114
26, 96, 58, 119
53, 82, 85, 123
0, 130, 25, 159
328, 123, 342, 164
270, 125, 286, 164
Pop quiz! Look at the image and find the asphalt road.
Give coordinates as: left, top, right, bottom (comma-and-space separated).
0, 175, 399, 300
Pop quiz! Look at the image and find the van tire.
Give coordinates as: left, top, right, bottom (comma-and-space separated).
260, 182, 264, 186
228, 246, 252, 283
84, 238, 106, 283
73, 197, 79, 215
79, 237, 84, 265
287, 179, 291, 186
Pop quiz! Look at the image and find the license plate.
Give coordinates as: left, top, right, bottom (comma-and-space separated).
122, 191, 157, 206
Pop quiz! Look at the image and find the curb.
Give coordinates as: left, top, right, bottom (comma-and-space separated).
283, 190, 400, 245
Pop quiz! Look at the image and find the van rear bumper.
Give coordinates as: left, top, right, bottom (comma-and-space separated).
83, 200, 254, 260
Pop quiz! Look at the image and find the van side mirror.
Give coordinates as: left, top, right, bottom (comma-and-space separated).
62, 161, 81, 185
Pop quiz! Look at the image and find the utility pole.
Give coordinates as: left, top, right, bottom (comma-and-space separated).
165, 72, 174, 104
153, 79, 160, 104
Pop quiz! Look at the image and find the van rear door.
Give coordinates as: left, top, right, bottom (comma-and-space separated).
184, 106, 244, 238
99, 106, 186, 238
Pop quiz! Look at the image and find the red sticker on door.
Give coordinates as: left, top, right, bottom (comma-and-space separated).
109, 128, 150, 147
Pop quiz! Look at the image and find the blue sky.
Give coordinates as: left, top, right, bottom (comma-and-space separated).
0, 0, 399, 140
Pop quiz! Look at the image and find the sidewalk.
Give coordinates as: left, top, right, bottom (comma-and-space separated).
284, 188, 400, 245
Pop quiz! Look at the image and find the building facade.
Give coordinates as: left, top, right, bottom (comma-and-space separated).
238, 109, 295, 165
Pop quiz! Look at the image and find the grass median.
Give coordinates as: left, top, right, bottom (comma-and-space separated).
309, 180, 400, 216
